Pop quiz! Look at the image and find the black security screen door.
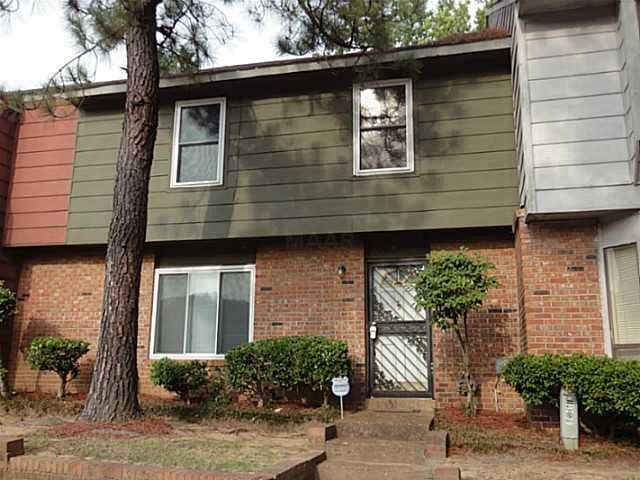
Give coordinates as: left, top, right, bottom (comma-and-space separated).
367, 262, 432, 397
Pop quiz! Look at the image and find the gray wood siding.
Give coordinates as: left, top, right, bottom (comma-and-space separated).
67, 71, 517, 244
512, 5, 640, 215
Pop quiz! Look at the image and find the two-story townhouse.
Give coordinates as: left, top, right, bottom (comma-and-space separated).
489, 0, 640, 362
2, 35, 528, 410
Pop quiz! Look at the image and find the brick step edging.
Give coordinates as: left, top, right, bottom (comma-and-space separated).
1, 437, 325, 480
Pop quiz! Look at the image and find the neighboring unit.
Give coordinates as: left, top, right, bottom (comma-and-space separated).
489, 0, 640, 360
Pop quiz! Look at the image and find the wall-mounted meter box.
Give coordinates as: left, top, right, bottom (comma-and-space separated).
560, 387, 579, 450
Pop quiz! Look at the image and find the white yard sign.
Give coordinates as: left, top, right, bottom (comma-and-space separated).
331, 376, 350, 419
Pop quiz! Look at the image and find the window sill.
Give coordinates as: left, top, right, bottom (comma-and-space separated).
353, 167, 416, 177
149, 353, 226, 361
169, 180, 224, 189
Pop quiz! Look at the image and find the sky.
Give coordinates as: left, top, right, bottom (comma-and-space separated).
0, 1, 290, 89
1, 1, 481, 90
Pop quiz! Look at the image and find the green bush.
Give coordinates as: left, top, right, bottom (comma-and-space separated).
500, 354, 566, 407
0, 281, 17, 399
225, 336, 351, 407
25, 336, 90, 399
150, 358, 226, 404
502, 353, 640, 437
0, 281, 17, 323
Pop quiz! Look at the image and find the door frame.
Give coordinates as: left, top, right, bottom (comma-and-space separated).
365, 259, 433, 398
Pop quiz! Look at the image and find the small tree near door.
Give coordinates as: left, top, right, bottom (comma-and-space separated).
413, 248, 499, 415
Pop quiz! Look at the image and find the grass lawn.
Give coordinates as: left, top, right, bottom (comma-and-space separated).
1, 394, 321, 474
23, 421, 311, 473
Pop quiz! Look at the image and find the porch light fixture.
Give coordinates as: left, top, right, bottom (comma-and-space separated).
337, 265, 347, 278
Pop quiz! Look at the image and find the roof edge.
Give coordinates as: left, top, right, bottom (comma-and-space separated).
81, 37, 511, 98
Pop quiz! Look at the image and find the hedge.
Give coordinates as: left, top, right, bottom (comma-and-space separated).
502, 353, 640, 436
224, 336, 351, 406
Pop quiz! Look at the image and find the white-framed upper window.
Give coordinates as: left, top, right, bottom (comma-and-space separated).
170, 98, 226, 188
149, 265, 255, 360
353, 78, 414, 176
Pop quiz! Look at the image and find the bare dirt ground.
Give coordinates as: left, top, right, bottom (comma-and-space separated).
454, 454, 640, 480
436, 407, 640, 480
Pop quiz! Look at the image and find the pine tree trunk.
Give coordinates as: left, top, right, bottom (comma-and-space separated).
80, 0, 160, 423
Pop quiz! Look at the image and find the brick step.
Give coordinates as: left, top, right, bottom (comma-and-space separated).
337, 411, 435, 441
316, 460, 433, 480
326, 438, 430, 464
365, 397, 435, 415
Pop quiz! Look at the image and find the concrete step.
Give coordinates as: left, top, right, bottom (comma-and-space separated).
316, 460, 432, 480
326, 438, 429, 465
365, 397, 434, 415
337, 411, 434, 441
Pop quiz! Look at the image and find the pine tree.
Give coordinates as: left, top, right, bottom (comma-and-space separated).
61, 0, 233, 422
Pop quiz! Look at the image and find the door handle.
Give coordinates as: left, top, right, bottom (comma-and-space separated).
369, 323, 378, 340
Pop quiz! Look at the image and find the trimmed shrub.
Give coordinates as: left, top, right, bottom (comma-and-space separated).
25, 336, 90, 399
500, 354, 565, 407
502, 353, 640, 437
225, 336, 351, 407
151, 358, 212, 404
294, 336, 351, 405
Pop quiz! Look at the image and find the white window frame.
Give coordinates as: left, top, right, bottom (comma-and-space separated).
352, 78, 414, 176
170, 97, 227, 188
604, 242, 640, 349
149, 264, 255, 360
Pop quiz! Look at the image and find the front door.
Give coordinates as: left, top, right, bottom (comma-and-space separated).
367, 262, 432, 397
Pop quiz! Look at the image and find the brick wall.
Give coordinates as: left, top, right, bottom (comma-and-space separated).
254, 238, 366, 402
429, 235, 524, 412
515, 215, 605, 355
7, 249, 162, 396
6, 221, 607, 412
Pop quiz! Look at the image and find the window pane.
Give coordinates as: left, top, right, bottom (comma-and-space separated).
178, 143, 219, 183
179, 104, 220, 143
606, 244, 640, 345
187, 272, 219, 354
360, 127, 407, 170
155, 274, 188, 354
360, 85, 406, 128
217, 272, 251, 354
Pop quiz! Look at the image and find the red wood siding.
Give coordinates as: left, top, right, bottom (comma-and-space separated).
4, 108, 76, 246
0, 114, 19, 286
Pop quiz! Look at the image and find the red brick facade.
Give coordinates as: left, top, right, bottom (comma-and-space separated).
514, 215, 605, 355
254, 238, 367, 401
429, 235, 523, 412
4, 221, 608, 413
7, 249, 162, 396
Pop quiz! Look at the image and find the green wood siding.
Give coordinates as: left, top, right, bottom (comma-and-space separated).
67, 70, 517, 245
